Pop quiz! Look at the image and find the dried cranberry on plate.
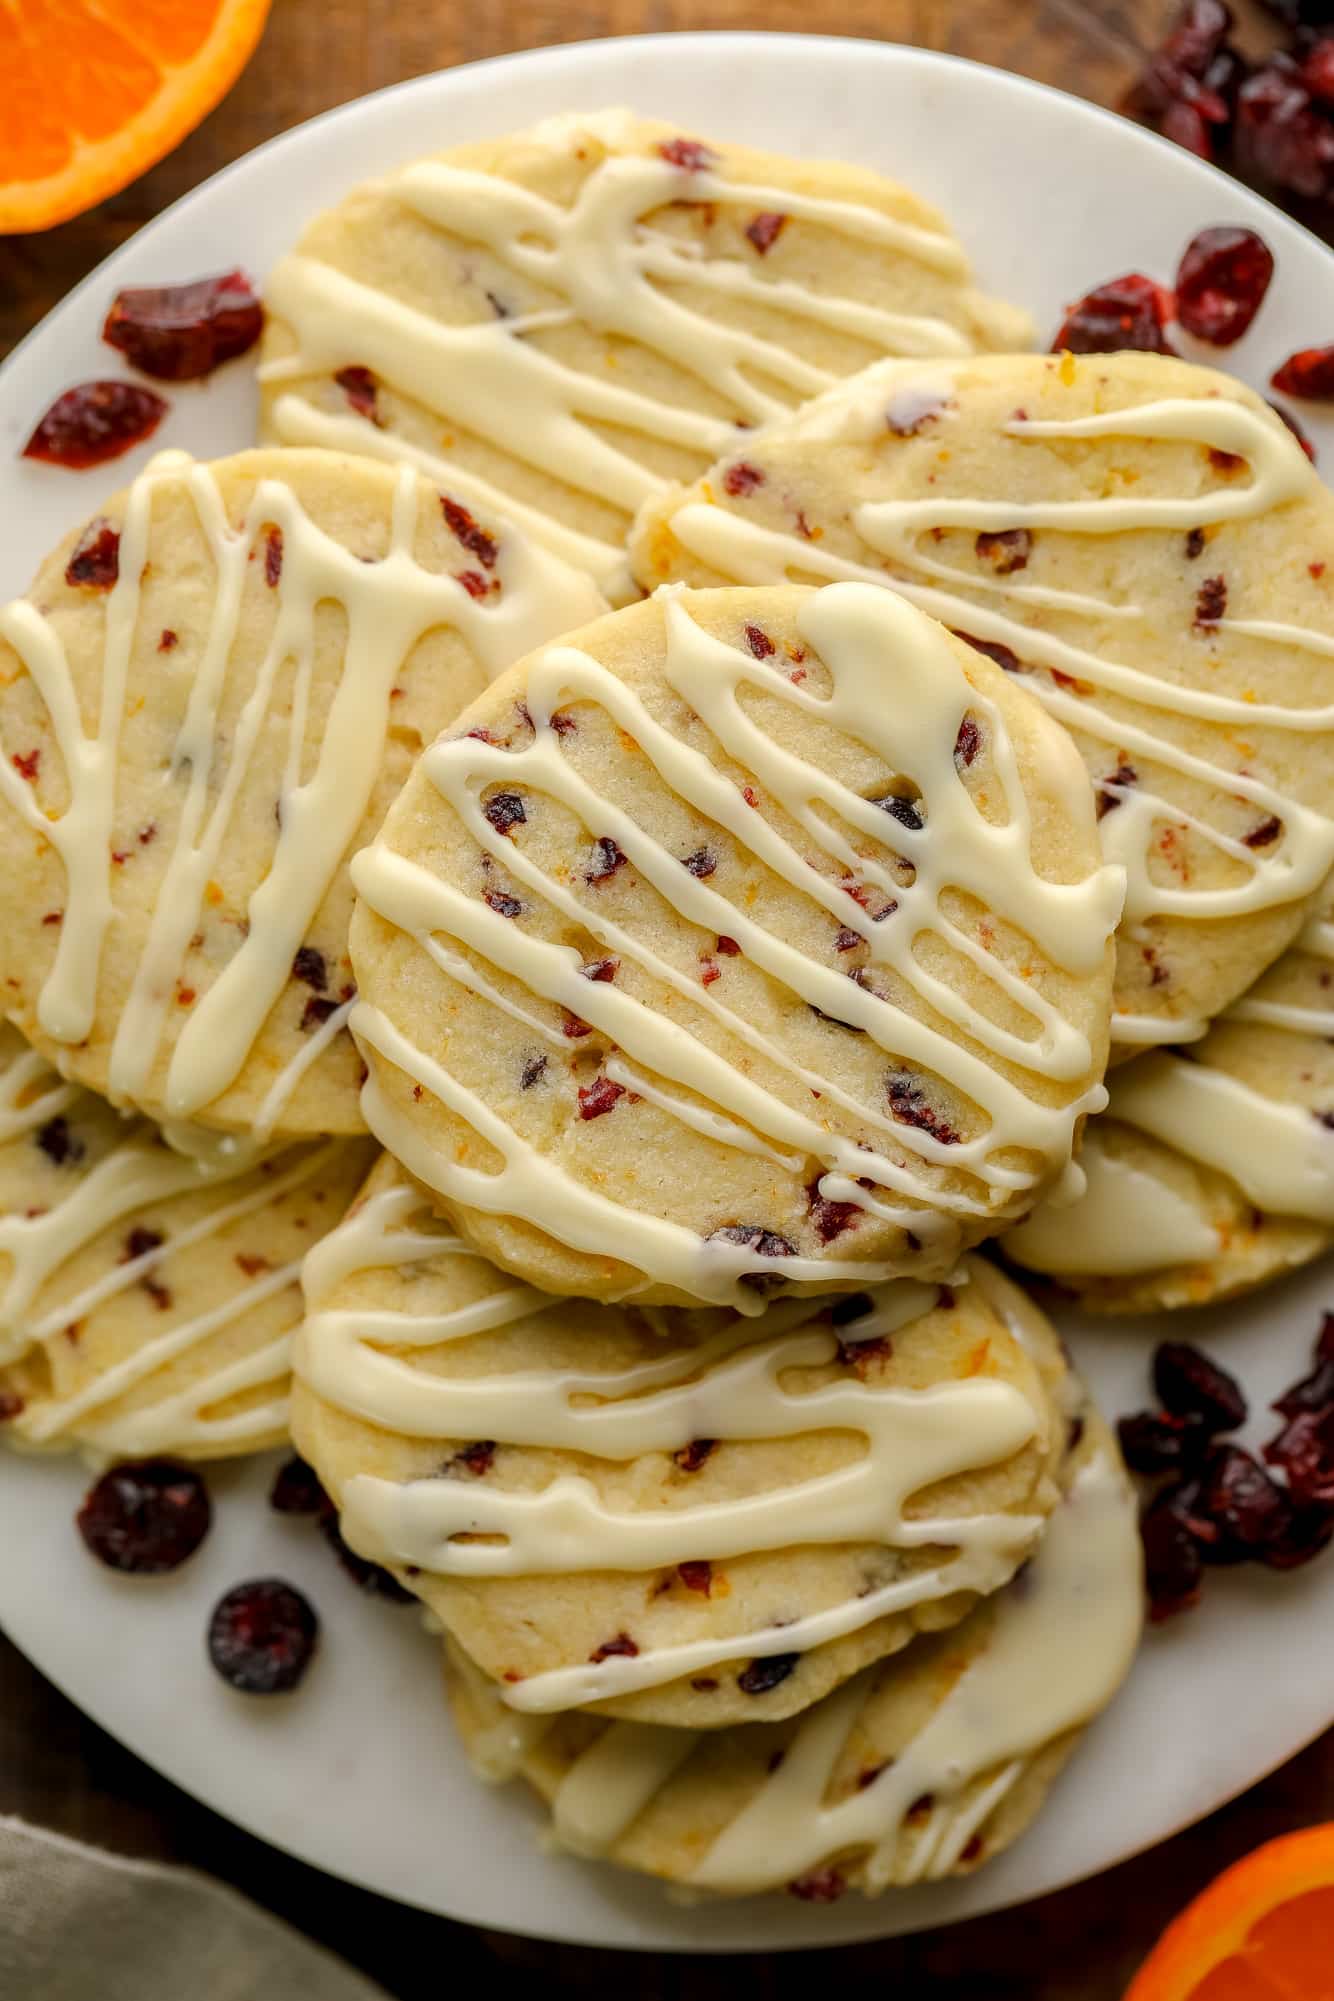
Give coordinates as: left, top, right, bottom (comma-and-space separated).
1051, 274, 1176, 355
1175, 226, 1274, 342
23, 381, 167, 470
208, 1578, 318, 1693
77, 1459, 211, 1574
103, 270, 263, 380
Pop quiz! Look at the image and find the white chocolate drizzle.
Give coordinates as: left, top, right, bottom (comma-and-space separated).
1004, 1139, 1223, 1276
261, 111, 1030, 593
0, 449, 602, 1128
0, 1025, 359, 1453
454, 1418, 1142, 1890
1007, 881, 1334, 1272
687, 1437, 1141, 1893
299, 1180, 1055, 1709
352, 583, 1120, 1306
652, 364, 1334, 1042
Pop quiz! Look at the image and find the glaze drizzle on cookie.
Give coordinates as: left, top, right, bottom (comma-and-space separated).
262, 111, 1031, 595
298, 1181, 1056, 1710
351, 584, 1120, 1306
648, 362, 1334, 1047
0, 450, 601, 1130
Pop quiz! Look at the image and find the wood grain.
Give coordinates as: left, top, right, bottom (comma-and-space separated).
0, 3, 1330, 1995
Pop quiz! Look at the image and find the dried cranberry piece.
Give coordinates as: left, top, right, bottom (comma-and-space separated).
723, 461, 765, 497
1303, 35, 1334, 107
1161, 100, 1215, 157
1261, 1500, 1334, 1570
951, 630, 1024, 674
35, 1115, 83, 1166
1235, 58, 1334, 199
744, 211, 786, 255
659, 137, 716, 172
65, 520, 121, 589
874, 793, 924, 832
1320, 1312, 1334, 1365
886, 1070, 962, 1145
975, 528, 1031, 573
483, 791, 526, 835
441, 497, 498, 569
1273, 1353, 1334, 1416
24, 382, 168, 471
1118, 1408, 1211, 1474
1264, 1407, 1334, 1504
1051, 275, 1176, 356
1135, 1, 1234, 99
590, 1631, 639, 1662
577, 1076, 625, 1120
77, 1460, 211, 1574
208, 1578, 318, 1693
709, 1223, 794, 1259
292, 945, 328, 992
737, 1651, 799, 1695
1174, 227, 1274, 344
954, 716, 982, 768
1153, 1341, 1247, 1431
809, 1186, 863, 1243
788, 1868, 846, 1903
318, 1508, 413, 1601
1272, 344, 1334, 398
269, 1456, 326, 1515
335, 366, 381, 423
673, 1437, 716, 1473
103, 270, 262, 381
585, 837, 625, 882
1199, 1443, 1293, 1551
1140, 1486, 1205, 1621
1194, 574, 1228, 627
449, 1439, 496, 1477
300, 994, 341, 1030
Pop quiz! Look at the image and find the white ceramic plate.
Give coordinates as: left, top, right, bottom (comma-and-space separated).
2, 30, 1333, 1954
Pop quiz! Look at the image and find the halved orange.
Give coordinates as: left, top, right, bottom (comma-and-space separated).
1125, 1825, 1334, 2001
0, 0, 272, 234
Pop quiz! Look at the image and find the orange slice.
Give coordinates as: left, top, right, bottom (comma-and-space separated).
1125, 1826, 1334, 2001
0, 0, 272, 234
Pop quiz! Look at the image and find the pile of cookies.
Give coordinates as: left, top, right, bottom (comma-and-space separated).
4, 108, 1333, 1904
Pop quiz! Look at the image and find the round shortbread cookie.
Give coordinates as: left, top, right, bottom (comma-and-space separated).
0, 1026, 373, 1459
444, 1362, 1141, 1900
628, 350, 1334, 1054
293, 1155, 1070, 1730
258, 107, 1033, 601
0, 446, 602, 1138
1004, 881, 1334, 1312
348, 581, 1119, 1307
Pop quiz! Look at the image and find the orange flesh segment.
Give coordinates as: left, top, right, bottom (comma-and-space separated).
0, 0, 269, 226
1127, 1830, 1334, 2001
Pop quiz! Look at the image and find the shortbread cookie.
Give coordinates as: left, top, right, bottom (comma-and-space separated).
0, 1026, 373, 1458
444, 1365, 1141, 1898
629, 351, 1334, 1052
1004, 884, 1334, 1312
294, 1156, 1069, 1729
259, 108, 1032, 600
0, 447, 602, 1138
348, 582, 1119, 1306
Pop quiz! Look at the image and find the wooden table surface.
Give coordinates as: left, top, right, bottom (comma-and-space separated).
1, 2, 1329, 1993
